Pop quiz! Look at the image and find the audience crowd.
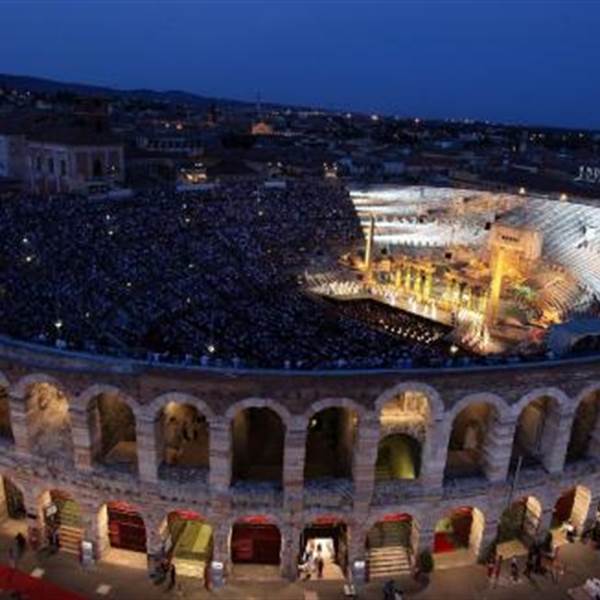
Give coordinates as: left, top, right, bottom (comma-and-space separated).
0, 178, 467, 369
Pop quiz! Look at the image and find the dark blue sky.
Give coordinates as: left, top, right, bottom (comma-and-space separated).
2, 1, 600, 129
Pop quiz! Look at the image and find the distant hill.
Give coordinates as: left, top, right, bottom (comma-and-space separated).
0, 72, 278, 111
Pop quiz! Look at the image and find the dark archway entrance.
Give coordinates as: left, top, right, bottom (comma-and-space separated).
366, 514, 415, 579
231, 408, 284, 484
106, 501, 147, 553
375, 434, 421, 480
231, 517, 281, 565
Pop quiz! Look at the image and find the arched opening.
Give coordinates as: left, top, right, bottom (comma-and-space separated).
40, 490, 83, 555
304, 407, 357, 480
231, 407, 284, 485
0, 386, 13, 442
157, 403, 209, 481
445, 403, 498, 481
160, 510, 213, 580
433, 507, 484, 566
376, 390, 430, 484
230, 516, 281, 575
366, 514, 416, 579
25, 383, 73, 463
375, 434, 421, 480
497, 495, 542, 554
510, 396, 560, 472
88, 392, 137, 472
299, 517, 348, 580
103, 501, 147, 554
0, 476, 25, 523
566, 392, 600, 463
551, 485, 591, 542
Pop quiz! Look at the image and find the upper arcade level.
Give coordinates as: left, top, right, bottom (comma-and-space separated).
1, 334, 600, 514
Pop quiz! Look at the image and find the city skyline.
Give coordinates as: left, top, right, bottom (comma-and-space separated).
2, 0, 600, 129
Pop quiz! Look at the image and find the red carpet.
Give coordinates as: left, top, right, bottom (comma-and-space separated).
0, 564, 87, 599
433, 532, 456, 554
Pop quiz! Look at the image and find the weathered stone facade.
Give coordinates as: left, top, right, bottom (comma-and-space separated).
1, 336, 600, 580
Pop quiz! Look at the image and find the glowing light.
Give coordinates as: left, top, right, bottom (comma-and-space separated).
519, 187, 526, 195
54, 319, 63, 330
207, 344, 215, 354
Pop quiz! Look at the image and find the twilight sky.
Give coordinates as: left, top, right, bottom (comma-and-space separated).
1, 0, 599, 129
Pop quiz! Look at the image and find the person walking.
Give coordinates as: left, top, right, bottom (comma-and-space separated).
510, 556, 519, 582
487, 555, 495, 582
168, 562, 177, 590
493, 554, 503, 588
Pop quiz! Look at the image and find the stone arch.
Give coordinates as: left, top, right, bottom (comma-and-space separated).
374, 382, 444, 422
510, 389, 567, 472
225, 397, 292, 427
444, 393, 508, 482
84, 387, 138, 471
77, 384, 139, 417
567, 388, 600, 463
149, 392, 215, 424
228, 400, 287, 485
510, 387, 571, 418
19, 376, 73, 462
10, 372, 66, 400
304, 399, 360, 481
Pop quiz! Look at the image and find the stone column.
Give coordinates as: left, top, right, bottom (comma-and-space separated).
283, 417, 307, 512
420, 418, 447, 490
542, 410, 573, 475
280, 523, 301, 580
208, 416, 231, 492
482, 415, 515, 483
348, 522, 367, 583
209, 521, 230, 587
8, 394, 29, 456
144, 513, 164, 573
70, 407, 94, 472
353, 414, 380, 513
136, 416, 159, 483
476, 513, 500, 561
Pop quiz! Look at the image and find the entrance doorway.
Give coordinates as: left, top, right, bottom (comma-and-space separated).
366, 514, 414, 579
300, 519, 347, 580
231, 518, 281, 566
42, 490, 83, 555
106, 501, 147, 553
163, 510, 213, 579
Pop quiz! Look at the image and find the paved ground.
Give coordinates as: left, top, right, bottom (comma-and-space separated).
0, 523, 599, 599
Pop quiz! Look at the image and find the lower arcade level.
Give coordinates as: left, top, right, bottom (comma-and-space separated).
1, 373, 600, 583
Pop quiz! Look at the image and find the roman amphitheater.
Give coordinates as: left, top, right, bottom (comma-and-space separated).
1, 182, 600, 584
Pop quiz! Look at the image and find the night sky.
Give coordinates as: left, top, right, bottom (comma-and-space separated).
1, 1, 599, 129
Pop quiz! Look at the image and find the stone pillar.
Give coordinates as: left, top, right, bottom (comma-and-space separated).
208, 417, 231, 492
8, 394, 29, 456
70, 407, 94, 472
210, 520, 230, 586
280, 523, 300, 580
352, 414, 380, 513
482, 415, 515, 483
542, 410, 573, 475
144, 513, 164, 573
136, 416, 159, 483
283, 417, 307, 512
476, 513, 499, 561
348, 523, 367, 583
420, 418, 446, 490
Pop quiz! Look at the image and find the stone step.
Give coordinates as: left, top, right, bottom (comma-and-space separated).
57, 525, 83, 555
368, 545, 411, 578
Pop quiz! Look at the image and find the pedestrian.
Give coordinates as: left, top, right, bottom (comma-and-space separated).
168, 562, 176, 590
15, 533, 26, 558
315, 543, 324, 579
524, 550, 534, 579
510, 556, 519, 582
487, 555, 495, 582
493, 554, 503, 587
